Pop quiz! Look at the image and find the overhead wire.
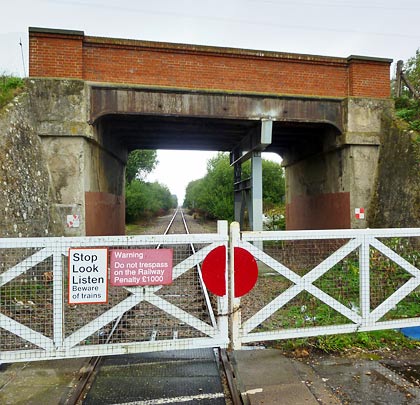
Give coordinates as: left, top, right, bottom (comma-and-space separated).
246, 0, 420, 11
41, 0, 420, 40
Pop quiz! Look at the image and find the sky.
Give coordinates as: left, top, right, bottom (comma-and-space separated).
1, 0, 419, 202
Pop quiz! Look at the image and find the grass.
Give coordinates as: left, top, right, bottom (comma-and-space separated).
395, 96, 420, 132
272, 329, 420, 355
0, 282, 48, 305
0, 74, 25, 109
125, 216, 164, 235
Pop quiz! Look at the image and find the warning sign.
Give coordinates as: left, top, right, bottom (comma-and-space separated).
110, 249, 173, 286
66, 214, 80, 228
355, 207, 365, 219
68, 248, 108, 304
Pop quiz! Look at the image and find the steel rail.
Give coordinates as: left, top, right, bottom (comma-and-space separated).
67, 208, 225, 404
67, 208, 181, 404
179, 208, 217, 329
156, 207, 179, 248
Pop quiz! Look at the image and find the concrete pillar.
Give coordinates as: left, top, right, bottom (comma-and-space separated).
41, 135, 126, 236
82, 135, 126, 236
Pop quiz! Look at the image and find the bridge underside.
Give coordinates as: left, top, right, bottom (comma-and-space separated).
90, 85, 343, 152
90, 86, 348, 234
31, 80, 390, 236
99, 114, 331, 155
97, 113, 338, 234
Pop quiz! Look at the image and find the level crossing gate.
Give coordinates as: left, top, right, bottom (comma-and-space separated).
1, 224, 420, 363
0, 227, 229, 363
231, 226, 420, 348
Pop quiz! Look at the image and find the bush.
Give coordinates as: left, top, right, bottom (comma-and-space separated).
0, 75, 24, 108
395, 97, 420, 131
183, 153, 285, 222
126, 180, 176, 223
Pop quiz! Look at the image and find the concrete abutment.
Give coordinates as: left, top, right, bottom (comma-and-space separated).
284, 98, 391, 229
8, 78, 394, 236
27, 79, 126, 236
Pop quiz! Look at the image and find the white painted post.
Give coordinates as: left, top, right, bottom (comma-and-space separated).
217, 220, 229, 342
251, 152, 263, 231
53, 251, 63, 351
251, 118, 272, 232
233, 163, 243, 225
359, 236, 371, 326
229, 221, 242, 350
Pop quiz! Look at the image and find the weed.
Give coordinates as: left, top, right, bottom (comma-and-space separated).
270, 329, 419, 354
0, 74, 25, 109
394, 96, 420, 132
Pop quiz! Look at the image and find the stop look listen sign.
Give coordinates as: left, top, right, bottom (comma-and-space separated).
68, 248, 108, 304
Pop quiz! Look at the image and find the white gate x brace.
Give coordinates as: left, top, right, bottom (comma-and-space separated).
1, 223, 420, 363
0, 225, 229, 363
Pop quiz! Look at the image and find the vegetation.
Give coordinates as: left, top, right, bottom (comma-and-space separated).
125, 150, 177, 222
394, 48, 420, 131
183, 153, 285, 226
126, 180, 177, 222
125, 150, 158, 183
394, 97, 420, 131
276, 329, 420, 355
0, 74, 24, 109
404, 49, 420, 90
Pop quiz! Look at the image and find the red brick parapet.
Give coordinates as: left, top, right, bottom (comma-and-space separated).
29, 27, 392, 99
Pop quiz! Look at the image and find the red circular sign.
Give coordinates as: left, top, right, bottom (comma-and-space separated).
201, 246, 226, 296
201, 246, 258, 297
233, 247, 258, 298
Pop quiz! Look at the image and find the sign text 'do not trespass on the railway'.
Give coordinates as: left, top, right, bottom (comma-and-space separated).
110, 249, 173, 286
68, 248, 108, 304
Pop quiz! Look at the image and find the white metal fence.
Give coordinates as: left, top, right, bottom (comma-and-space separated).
231, 227, 420, 348
0, 229, 229, 363
2, 225, 420, 362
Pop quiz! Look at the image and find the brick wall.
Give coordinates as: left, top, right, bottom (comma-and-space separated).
29, 29, 84, 79
348, 56, 391, 98
29, 27, 392, 98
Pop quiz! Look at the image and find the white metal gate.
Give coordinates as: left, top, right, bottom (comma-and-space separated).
231, 226, 420, 348
0, 227, 229, 363
2, 224, 420, 362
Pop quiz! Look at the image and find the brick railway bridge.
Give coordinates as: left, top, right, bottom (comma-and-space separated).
28, 27, 393, 236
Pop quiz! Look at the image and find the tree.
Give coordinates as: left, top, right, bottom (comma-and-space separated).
394, 49, 420, 131
183, 153, 285, 222
261, 159, 285, 209
405, 49, 420, 91
126, 180, 176, 222
125, 150, 178, 222
126, 180, 148, 222
125, 150, 158, 184
202, 153, 235, 219
183, 179, 206, 211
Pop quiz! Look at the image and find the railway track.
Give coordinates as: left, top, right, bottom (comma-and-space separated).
67, 209, 239, 405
